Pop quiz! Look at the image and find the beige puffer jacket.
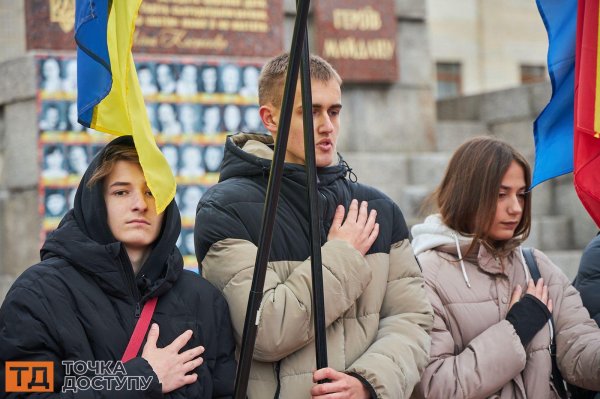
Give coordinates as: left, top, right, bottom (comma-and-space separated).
411, 214, 600, 399
196, 136, 434, 398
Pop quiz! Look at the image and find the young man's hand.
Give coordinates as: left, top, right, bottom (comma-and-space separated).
310, 368, 370, 399
327, 199, 379, 256
141, 323, 205, 393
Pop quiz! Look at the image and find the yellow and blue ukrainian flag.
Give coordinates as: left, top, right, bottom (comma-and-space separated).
75, 0, 175, 213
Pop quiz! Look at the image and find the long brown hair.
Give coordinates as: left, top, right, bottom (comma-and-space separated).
432, 137, 532, 256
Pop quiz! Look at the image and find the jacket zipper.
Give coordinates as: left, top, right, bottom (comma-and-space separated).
273, 361, 281, 399
319, 191, 329, 241
118, 248, 141, 318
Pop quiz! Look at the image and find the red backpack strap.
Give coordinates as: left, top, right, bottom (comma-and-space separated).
122, 297, 158, 362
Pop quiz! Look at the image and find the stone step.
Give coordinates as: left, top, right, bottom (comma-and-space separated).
342, 152, 409, 206
543, 250, 583, 281
401, 185, 433, 223
554, 175, 599, 249
407, 152, 452, 186
529, 180, 554, 217
436, 83, 551, 123
524, 215, 572, 252
435, 121, 490, 152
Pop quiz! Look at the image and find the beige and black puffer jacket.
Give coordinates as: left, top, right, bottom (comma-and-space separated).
194, 133, 434, 399
411, 214, 600, 399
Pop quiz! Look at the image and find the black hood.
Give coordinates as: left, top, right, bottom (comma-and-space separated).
219, 133, 349, 187
41, 136, 183, 299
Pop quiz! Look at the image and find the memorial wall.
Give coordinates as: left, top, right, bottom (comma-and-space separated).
0, 0, 433, 295
28, 0, 282, 269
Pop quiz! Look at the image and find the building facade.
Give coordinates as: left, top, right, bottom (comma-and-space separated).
428, 0, 549, 98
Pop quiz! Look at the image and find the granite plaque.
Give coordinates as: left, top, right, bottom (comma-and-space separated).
314, 0, 398, 83
26, 0, 284, 57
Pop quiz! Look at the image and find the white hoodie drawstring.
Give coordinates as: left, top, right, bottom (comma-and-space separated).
518, 246, 532, 285
453, 233, 472, 288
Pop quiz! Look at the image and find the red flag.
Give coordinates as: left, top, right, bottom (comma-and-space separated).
574, 0, 600, 227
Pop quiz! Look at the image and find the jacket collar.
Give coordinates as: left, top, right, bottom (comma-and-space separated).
412, 214, 514, 283
219, 133, 348, 187
436, 241, 516, 277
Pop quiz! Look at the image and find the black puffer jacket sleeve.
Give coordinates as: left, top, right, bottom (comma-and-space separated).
574, 234, 600, 326
209, 288, 237, 398
0, 284, 162, 398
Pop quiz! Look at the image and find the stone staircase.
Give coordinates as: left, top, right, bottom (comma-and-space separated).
347, 83, 596, 280
434, 86, 595, 279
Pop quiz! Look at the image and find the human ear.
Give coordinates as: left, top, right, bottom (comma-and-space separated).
259, 104, 279, 135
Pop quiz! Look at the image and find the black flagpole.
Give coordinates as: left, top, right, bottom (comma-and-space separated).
300, 31, 329, 371
233, 1, 312, 398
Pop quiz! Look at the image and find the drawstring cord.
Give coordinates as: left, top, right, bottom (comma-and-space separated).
518, 246, 531, 285
340, 158, 357, 183
453, 233, 472, 288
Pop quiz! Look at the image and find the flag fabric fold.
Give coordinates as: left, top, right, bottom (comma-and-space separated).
75, 0, 175, 213
532, 0, 577, 187
574, 0, 600, 227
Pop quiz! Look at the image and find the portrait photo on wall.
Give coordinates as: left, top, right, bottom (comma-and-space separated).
61, 59, 78, 95
199, 64, 219, 94
179, 185, 206, 222
65, 101, 85, 132
66, 144, 90, 176
176, 64, 199, 96
179, 144, 206, 179
160, 144, 180, 175
204, 145, 225, 173
42, 143, 69, 181
178, 103, 202, 134
219, 64, 241, 95
223, 104, 242, 133
44, 188, 68, 219
239, 65, 260, 98
39, 57, 63, 95
156, 103, 183, 135
137, 62, 159, 96
201, 104, 223, 136
38, 56, 79, 98
39, 101, 67, 131
155, 63, 178, 95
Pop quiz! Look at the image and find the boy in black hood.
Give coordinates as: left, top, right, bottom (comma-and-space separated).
0, 136, 236, 398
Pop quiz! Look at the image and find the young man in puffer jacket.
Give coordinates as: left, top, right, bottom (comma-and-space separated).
194, 53, 433, 399
0, 136, 236, 398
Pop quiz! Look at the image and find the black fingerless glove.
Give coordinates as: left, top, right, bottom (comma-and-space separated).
506, 294, 552, 347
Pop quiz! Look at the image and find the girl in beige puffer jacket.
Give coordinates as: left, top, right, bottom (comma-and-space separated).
411, 137, 600, 399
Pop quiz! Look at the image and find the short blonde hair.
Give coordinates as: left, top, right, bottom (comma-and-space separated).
258, 52, 342, 107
